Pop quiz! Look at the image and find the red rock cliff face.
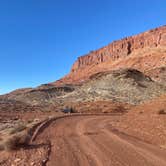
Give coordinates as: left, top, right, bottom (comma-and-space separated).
71, 26, 166, 72
55, 25, 166, 85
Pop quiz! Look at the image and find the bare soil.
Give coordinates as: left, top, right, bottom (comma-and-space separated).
0, 111, 166, 166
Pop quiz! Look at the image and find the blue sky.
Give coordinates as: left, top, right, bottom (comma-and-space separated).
0, 0, 166, 94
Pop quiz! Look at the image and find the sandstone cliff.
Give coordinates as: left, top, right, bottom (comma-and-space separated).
56, 25, 166, 85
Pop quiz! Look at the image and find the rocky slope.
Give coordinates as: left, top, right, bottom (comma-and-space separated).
63, 69, 166, 105
146, 66, 166, 84
1, 69, 166, 109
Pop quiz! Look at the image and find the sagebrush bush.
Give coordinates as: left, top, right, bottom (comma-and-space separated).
70, 107, 77, 113
4, 135, 22, 151
3, 131, 31, 151
9, 124, 27, 135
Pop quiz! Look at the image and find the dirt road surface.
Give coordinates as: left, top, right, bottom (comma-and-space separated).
33, 115, 166, 166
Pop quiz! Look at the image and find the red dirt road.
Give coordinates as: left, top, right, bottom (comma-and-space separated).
35, 115, 166, 166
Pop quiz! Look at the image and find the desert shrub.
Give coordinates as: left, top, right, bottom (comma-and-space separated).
0, 144, 4, 151
4, 131, 30, 151
27, 119, 33, 124
9, 124, 27, 135
158, 109, 166, 115
0, 119, 43, 151
112, 105, 127, 113
63, 106, 77, 113
102, 110, 109, 113
4, 135, 22, 151
70, 107, 77, 113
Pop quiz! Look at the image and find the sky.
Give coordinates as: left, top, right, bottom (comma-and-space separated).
0, 0, 166, 94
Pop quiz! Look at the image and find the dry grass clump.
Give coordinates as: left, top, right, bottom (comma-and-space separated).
1, 131, 31, 151
9, 124, 27, 135
0, 117, 50, 151
0, 121, 37, 151
4, 135, 23, 151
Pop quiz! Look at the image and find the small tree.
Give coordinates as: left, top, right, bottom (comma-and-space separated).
70, 107, 76, 113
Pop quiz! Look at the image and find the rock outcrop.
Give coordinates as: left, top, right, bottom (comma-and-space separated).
56, 25, 166, 85
71, 25, 166, 72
